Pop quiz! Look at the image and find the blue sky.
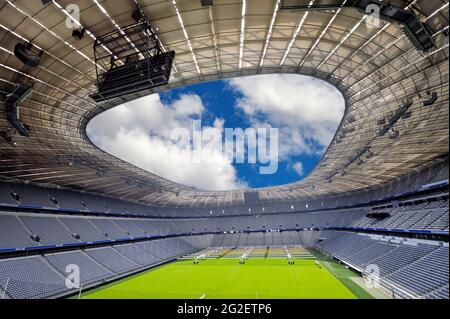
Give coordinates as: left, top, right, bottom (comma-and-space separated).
87, 74, 345, 191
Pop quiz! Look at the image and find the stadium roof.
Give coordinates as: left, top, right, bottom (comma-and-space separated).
0, 0, 448, 207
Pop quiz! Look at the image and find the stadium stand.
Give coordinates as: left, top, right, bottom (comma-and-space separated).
135, 241, 169, 260
0, 204, 447, 299
4, 179, 446, 221
352, 198, 449, 231
0, 184, 18, 206
88, 219, 128, 240
210, 231, 322, 248
45, 251, 114, 285
7, 184, 56, 208
112, 220, 147, 238
59, 218, 106, 243
318, 231, 449, 298
385, 247, 449, 296
84, 247, 142, 274
182, 248, 231, 259
20, 216, 77, 246
248, 247, 267, 258
287, 247, 315, 259
113, 244, 160, 266
45, 188, 87, 212
0, 256, 66, 299
0, 214, 35, 249
426, 285, 449, 299
266, 247, 286, 259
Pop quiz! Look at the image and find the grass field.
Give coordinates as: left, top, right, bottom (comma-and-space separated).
80, 256, 370, 299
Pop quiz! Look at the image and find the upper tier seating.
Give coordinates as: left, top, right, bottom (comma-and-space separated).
0, 214, 35, 249
59, 218, 106, 242
0, 183, 18, 205
20, 216, 77, 246
352, 198, 449, 232
88, 219, 128, 240
112, 219, 147, 238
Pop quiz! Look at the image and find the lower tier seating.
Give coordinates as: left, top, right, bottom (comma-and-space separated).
318, 231, 449, 299
0, 237, 200, 299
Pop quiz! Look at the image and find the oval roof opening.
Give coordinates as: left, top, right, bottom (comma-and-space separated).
87, 74, 345, 191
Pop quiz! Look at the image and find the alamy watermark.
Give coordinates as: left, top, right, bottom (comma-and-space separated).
65, 264, 80, 289
365, 4, 382, 29
65, 4, 81, 29
170, 120, 279, 175
364, 264, 381, 289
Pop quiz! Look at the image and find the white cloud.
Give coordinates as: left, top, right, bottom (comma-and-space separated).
87, 94, 204, 140
229, 74, 345, 158
292, 162, 304, 176
87, 94, 247, 191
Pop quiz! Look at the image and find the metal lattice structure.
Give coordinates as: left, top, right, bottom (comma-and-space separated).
90, 20, 176, 102
0, 0, 448, 208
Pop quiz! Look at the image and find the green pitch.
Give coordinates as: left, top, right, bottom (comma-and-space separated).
80, 258, 364, 299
